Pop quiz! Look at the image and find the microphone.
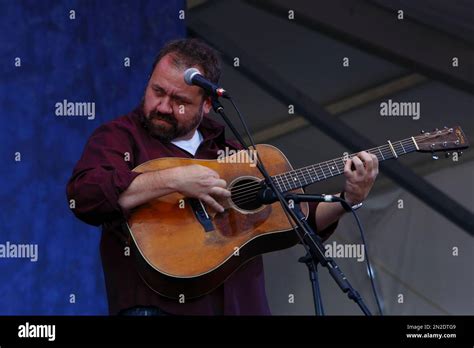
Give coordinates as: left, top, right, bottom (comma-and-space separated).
184, 68, 229, 98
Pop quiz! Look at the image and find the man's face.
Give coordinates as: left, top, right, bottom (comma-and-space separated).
142, 54, 212, 142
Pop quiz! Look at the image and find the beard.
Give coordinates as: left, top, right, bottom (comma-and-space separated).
141, 102, 204, 142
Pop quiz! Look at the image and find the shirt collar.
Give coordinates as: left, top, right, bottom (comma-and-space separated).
197, 115, 226, 143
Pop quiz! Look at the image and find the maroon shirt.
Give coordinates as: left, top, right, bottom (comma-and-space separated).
67, 106, 338, 315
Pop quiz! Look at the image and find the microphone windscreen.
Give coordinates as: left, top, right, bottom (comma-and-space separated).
184, 68, 201, 85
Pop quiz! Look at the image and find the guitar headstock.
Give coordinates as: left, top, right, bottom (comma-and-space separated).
415, 126, 469, 155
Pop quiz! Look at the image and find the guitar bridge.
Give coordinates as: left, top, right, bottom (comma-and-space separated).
187, 198, 215, 232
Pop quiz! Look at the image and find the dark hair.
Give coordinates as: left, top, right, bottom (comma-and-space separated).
151, 38, 221, 85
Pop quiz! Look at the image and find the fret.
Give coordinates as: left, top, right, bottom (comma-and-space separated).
411, 136, 419, 151
377, 147, 385, 160
319, 163, 326, 179
279, 174, 289, 191
291, 172, 302, 187
399, 141, 407, 154
305, 167, 313, 183
281, 173, 291, 191
272, 177, 280, 192
326, 162, 333, 176
275, 175, 287, 192
288, 172, 296, 190
277, 178, 286, 192
340, 158, 347, 172
285, 175, 292, 191
395, 142, 405, 156
386, 145, 396, 159
402, 138, 417, 153
296, 172, 303, 186
285, 173, 292, 188
333, 159, 341, 174
391, 144, 398, 157
312, 166, 320, 181
300, 169, 309, 185
387, 141, 398, 158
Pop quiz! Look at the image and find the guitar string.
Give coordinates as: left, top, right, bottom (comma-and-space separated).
229, 141, 415, 204
226, 131, 454, 207
230, 141, 417, 206
229, 140, 411, 196
229, 139, 415, 198
225, 131, 452, 205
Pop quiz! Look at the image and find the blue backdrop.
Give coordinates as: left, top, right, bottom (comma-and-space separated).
0, 0, 185, 314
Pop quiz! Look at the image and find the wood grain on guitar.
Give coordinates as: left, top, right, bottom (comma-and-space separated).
126, 126, 469, 299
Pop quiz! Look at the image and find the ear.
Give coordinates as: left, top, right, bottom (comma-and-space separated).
203, 96, 212, 114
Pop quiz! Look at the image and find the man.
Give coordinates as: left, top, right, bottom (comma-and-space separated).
67, 38, 378, 316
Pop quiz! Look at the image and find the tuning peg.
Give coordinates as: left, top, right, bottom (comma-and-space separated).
421, 130, 425, 134
432, 152, 439, 160
445, 152, 451, 158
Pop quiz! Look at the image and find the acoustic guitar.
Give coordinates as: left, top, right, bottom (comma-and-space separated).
125, 126, 469, 299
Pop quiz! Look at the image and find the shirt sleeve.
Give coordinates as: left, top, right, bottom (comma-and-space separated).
66, 122, 142, 227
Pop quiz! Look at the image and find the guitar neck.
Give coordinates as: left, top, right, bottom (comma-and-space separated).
272, 136, 419, 192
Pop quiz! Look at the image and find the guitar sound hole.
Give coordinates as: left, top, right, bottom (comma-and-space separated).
230, 177, 263, 211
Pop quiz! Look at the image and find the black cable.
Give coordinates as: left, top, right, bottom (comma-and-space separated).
350, 208, 384, 315
220, 96, 374, 315
329, 195, 384, 315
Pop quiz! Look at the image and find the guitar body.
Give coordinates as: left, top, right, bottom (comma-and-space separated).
123, 125, 469, 300
126, 144, 308, 299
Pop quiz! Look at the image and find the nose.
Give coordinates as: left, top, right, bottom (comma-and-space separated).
155, 95, 173, 114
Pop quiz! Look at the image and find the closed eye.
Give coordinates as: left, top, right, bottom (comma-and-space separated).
152, 87, 165, 96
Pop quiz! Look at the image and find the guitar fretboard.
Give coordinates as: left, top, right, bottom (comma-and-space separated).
271, 137, 418, 192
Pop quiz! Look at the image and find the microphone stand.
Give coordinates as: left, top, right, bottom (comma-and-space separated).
291, 197, 325, 316
285, 193, 371, 316
211, 97, 371, 315
299, 252, 324, 316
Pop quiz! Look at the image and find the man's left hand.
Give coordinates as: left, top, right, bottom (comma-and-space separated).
342, 151, 379, 206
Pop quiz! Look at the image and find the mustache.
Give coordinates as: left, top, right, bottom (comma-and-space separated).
148, 111, 177, 125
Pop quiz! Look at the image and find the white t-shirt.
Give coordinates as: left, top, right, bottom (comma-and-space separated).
171, 130, 203, 156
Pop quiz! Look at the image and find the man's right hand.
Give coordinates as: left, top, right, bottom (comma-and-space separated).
168, 165, 231, 213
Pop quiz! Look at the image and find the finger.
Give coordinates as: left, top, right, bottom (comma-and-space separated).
352, 156, 365, 176
358, 151, 373, 173
200, 195, 225, 213
344, 158, 355, 179
212, 178, 227, 189
209, 187, 231, 198
371, 154, 379, 173
198, 165, 219, 178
